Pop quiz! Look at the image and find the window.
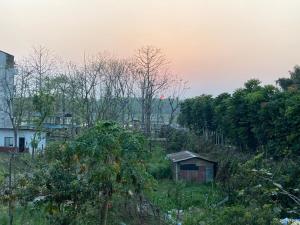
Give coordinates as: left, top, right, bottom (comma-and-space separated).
180, 164, 199, 171
4, 137, 14, 147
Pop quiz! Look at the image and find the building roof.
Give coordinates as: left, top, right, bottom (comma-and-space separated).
0, 127, 44, 133
0, 50, 14, 57
167, 150, 217, 163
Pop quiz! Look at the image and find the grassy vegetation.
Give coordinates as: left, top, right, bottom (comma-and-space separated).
0, 153, 9, 184
0, 135, 285, 225
147, 145, 172, 180
148, 180, 225, 212
145, 145, 226, 224
0, 206, 49, 225
0, 153, 38, 225
0, 153, 9, 224
0, 144, 227, 225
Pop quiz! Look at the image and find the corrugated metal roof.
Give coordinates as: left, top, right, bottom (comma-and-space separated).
167, 150, 217, 163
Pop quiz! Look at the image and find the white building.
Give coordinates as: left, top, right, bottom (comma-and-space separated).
0, 128, 46, 153
0, 50, 46, 154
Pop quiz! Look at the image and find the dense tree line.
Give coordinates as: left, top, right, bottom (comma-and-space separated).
178, 66, 300, 157
177, 66, 300, 221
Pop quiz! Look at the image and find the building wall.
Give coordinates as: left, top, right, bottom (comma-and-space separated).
0, 129, 46, 154
173, 158, 215, 183
0, 51, 15, 128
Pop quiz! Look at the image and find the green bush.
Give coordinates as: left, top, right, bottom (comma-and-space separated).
146, 145, 173, 179
16, 122, 155, 225
148, 159, 172, 180
149, 163, 172, 180
183, 205, 281, 225
160, 125, 192, 152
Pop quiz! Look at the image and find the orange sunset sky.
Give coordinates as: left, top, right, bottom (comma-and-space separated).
1, 0, 300, 96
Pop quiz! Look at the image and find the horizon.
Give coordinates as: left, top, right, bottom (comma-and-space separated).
1, 0, 300, 97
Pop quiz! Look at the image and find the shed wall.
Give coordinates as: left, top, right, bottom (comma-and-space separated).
172, 158, 215, 183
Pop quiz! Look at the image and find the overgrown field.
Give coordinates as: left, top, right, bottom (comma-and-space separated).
0, 122, 299, 225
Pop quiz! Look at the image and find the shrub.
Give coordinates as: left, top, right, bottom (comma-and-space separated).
183, 205, 281, 225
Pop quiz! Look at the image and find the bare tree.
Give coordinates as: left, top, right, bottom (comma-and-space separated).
0, 46, 181, 145
66, 63, 84, 136
26, 46, 56, 158
99, 57, 135, 124
116, 60, 136, 125
167, 77, 188, 125
78, 55, 102, 127
134, 46, 170, 136
29, 46, 55, 93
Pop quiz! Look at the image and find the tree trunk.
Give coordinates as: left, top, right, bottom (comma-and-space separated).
141, 98, 145, 133
8, 128, 18, 225
13, 128, 18, 153
32, 147, 35, 159
169, 110, 175, 125
145, 111, 151, 136
144, 96, 152, 136
100, 198, 109, 225
8, 154, 13, 225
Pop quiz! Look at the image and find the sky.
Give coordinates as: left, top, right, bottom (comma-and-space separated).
1, 0, 300, 97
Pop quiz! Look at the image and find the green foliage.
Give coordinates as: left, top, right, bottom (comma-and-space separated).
277, 65, 300, 91
147, 146, 172, 179
3, 66, 300, 224
178, 95, 215, 135
31, 92, 55, 155
17, 121, 154, 225
0, 154, 9, 185
31, 92, 55, 131
183, 205, 281, 225
148, 180, 224, 212
0, 206, 49, 225
179, 75, 300, 156
159, 125, 196, 152
177, 68, 300, 222
216, 151, 300, 218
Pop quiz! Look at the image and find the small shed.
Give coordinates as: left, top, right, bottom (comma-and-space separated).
167, 151, 217, 183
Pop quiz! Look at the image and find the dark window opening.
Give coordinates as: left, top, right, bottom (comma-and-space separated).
180, 164, 199, 171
